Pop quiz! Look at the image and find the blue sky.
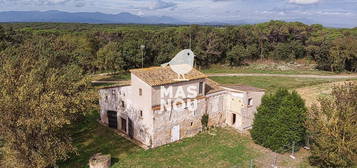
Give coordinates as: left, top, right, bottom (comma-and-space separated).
1, 0, 357, 27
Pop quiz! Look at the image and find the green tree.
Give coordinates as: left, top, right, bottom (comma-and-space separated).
251, 88, 307, 153
307, 82, 357, 167
0, 42, 94, 168
96, 41, 124, 72
226, 45, 248, 66
273, 41, 305, 60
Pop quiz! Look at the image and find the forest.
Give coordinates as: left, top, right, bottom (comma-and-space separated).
1, 21, 357, 74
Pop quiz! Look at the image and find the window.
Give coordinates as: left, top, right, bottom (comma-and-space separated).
232, 113, 236, 125
105, 95, 108, 103
190, 122, 193, 126
140, 110, 143, 118
121, 100, 125, 108
199, 82, 204, 94
112, 90, 117, 100
248, 98, 253, 106
139, 88, 142, 96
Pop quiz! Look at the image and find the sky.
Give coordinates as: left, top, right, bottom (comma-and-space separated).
1, 0, 357, 27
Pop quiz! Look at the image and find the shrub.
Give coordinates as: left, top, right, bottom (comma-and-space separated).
307, 82, 357, 167
201, 114, 209, 130
251, 88, 307, 153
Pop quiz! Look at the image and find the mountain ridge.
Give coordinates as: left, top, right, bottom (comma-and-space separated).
0, 10, 186, 24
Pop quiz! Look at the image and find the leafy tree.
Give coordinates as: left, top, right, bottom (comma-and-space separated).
307, 82, 357, 167
96, 41, 124, 72
251, 88, 307, 153
227, 45, 248, 66
0, 42, 94, 168
57, 34, 97, 73
329, 36, 357, 72
273, 41, 305, 60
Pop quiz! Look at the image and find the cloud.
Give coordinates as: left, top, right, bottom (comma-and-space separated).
148, 0, 177, 10
75, 2, 85, 7
212, 0, 233, 2
288, 0, 320, 5
1, 0, 83, 5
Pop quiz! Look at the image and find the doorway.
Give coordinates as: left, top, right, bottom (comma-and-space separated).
128, 118, 134, 139
232, 113, 236, 125
171, 125, 180, 142
121, 117, 127, 132
107, 111, 118, 129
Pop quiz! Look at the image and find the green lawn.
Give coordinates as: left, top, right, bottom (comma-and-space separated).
209, 76, 349, 92
96, 73, 131, 81
202, 64, 338, 75
59, 112, 258, 168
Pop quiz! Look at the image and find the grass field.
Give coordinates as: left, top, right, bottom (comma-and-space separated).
202, 64, 338, 75
60, 112, 258, 168
209, 76, 349, 93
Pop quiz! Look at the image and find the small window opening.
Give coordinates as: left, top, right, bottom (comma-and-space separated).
199, 82, 203, 94
112, 90, 117, 100
190, 122, 193, 126
139, 88, 142, 96
140, 110, 143, 117
121, 100, 125, 108
248, 98, 253, 106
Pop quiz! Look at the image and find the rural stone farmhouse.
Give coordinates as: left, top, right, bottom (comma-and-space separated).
98, 66, 264, 148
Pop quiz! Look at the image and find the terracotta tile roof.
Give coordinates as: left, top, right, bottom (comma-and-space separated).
222, 84, 265, 92
205, 78, 225, 95
130, 66, 207, 86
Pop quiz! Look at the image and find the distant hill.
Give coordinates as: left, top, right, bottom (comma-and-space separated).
0, 10, 353, 28
0, 10, 185, 24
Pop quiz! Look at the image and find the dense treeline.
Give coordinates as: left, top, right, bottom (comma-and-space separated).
1, 21, 357, 73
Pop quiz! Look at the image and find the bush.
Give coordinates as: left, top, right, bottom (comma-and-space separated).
251, 88, 307, 153
307, 82, 357, 167
201, 114, 209, 130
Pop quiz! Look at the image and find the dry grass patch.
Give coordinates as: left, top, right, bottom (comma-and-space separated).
296, 80, 357, 107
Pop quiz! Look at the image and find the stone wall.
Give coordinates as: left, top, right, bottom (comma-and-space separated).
151, 91, 226, 148
241, 91, 265, 130
99, 86, 152, 146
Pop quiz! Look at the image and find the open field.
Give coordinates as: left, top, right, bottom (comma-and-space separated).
296, 81, 357, 107
202, 63, 340, 75
209, 76, 353, 93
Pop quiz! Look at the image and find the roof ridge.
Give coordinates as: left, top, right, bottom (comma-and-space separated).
129, 66, 207, 86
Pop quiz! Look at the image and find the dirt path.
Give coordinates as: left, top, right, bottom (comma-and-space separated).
207, 73, 357, 79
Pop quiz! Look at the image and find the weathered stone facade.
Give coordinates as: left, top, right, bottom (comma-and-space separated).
98, 67, 265, 148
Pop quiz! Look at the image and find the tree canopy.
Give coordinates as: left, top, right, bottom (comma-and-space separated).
251, 88, 307, 153
0, 36, 94, 168
307, 82, 357, 167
